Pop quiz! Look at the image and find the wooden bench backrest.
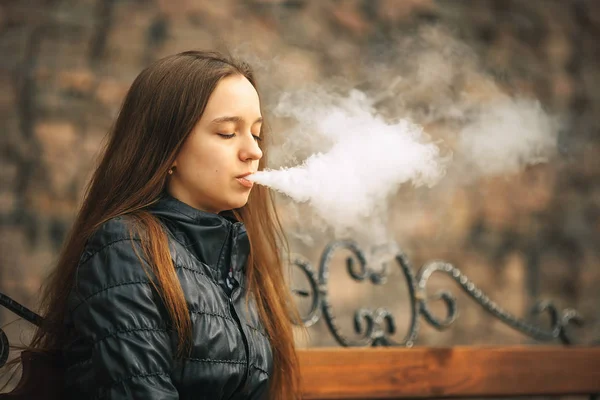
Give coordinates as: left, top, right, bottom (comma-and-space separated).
299, 347, 600, 399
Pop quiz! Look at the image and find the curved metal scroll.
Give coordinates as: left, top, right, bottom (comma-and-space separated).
0, 292, 43, 368
291, 240, 588, 347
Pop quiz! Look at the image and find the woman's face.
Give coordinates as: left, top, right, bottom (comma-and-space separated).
167, 74, 263, 213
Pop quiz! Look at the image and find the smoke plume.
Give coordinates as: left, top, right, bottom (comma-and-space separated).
247, 26, 561, 260
250, 90, 447, 236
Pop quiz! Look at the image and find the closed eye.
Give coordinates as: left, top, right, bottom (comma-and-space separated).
218, 132, 262, 142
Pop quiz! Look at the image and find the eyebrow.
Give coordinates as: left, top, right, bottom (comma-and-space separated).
210, 116, 263, 125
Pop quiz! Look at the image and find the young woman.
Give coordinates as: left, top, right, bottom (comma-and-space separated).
24, 51, 301, 399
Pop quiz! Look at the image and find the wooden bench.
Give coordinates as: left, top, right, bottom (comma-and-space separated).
298, 347, 600, 399
288, 241, 600, 398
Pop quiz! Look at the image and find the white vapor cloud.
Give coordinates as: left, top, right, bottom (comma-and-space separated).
250, 90, 447, 237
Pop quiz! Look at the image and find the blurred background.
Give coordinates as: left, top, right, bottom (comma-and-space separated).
1, 0, 599, 358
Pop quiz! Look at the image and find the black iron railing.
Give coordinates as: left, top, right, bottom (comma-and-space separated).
291, 240, 585, 347
0, 292, 43, 367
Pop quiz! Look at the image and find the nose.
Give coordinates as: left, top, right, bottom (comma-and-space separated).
239, 133, 263, 162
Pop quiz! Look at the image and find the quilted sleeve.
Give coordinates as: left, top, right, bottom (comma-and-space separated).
68, 228, 179, 399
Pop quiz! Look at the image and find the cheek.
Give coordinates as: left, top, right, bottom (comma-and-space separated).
180, 138, 234, 180
192, 146, 220, 174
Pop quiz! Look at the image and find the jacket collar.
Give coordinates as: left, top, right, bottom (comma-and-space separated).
148, 194, 250, 280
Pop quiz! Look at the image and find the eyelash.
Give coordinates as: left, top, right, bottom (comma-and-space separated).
218, 133, 262, 142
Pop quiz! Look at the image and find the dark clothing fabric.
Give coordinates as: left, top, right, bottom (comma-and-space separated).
62, 195, 273, 399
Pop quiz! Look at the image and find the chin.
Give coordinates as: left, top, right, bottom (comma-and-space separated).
225, 196, 250, 211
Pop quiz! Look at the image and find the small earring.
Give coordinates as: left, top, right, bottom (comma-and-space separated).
168, 167, 174, 175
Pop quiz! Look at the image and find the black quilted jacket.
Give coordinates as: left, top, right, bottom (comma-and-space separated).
62, 194, 273, 399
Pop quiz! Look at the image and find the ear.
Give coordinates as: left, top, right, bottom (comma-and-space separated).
168, 161, 177, 175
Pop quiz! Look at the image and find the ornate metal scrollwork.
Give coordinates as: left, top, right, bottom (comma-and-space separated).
417, 260, 584, 344
291, 240, 588, 347
293, 241, 420, 347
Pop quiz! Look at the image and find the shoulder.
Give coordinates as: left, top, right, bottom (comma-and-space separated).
69, 216, 156, 312
80, 216, 142, 265
74, 216, 156, 291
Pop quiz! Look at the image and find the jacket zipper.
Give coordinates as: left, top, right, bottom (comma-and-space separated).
229, 284, 251, 397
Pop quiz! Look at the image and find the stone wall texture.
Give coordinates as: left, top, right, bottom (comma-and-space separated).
1, 0, 599, 351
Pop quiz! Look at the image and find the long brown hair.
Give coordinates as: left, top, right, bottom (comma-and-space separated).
27, 51, 301, 399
